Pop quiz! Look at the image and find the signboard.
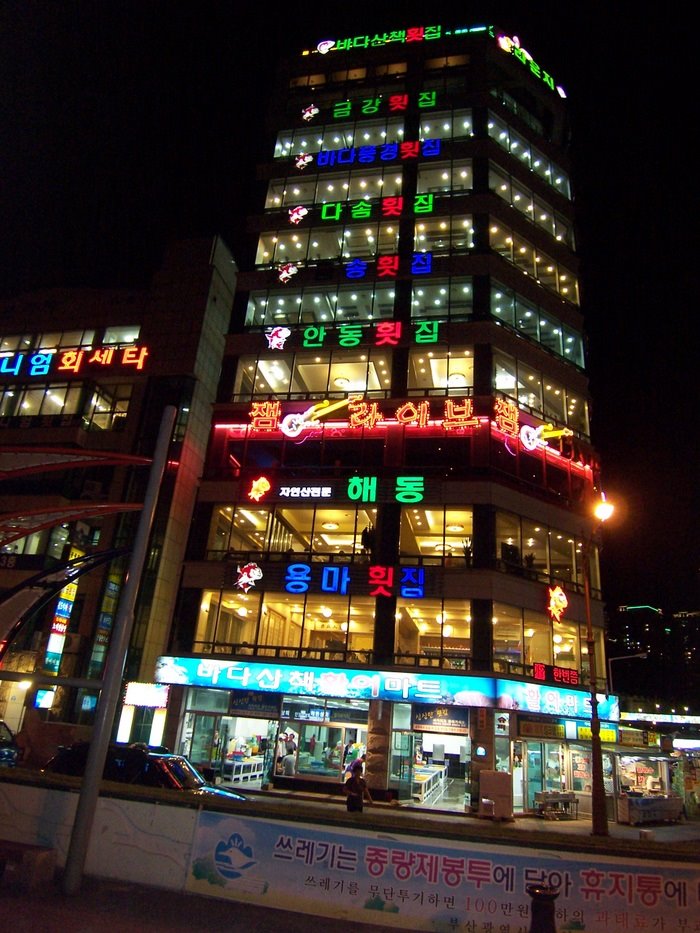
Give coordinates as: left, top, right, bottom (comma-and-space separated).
229, 691, 282, 718
412, 704, 469, 735
155, 657, 620, 723
186, 811, 698, 929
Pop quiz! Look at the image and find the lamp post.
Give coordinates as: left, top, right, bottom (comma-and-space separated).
582, 495, 614, 837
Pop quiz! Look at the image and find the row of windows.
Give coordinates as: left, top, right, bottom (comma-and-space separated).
264, 159, 472, 209
491, 283, 584, 367
0, 325, 140, 356
287, 53, 471, 92
206, 502, 599, 588
274, 109, 474, 159
0, 381, 132, 430
254, 215, 578, 304
192, 588, 600, 680
494, 350, 588, 434
489, 163, 575, 248
272, 105, 570, 202
243, 279, 584, 368
232, 344, 588, 434
489, 218, 579, 304
487, 110, 571, 199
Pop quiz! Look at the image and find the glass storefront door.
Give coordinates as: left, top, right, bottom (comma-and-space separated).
181, 711, 219, 772
526, 743, 543, 810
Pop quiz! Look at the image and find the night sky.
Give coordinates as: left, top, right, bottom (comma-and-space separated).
1, 3, 697, 615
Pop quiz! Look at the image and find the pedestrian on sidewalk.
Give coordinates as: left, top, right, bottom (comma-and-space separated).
344, 759, 372, 812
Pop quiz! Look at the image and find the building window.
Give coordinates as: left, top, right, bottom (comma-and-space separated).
408, 345, 474, 396
487, 110, 571, 199
411, 277, 473, 322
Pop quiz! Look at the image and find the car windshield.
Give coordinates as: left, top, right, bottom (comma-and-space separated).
161, 756, 207, 790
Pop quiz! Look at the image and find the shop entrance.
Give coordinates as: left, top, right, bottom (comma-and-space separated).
289, 722, 367, 780
179, 711, 277, 786
524, 741, 567, 810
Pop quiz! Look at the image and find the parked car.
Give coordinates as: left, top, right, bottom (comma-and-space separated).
0, 720, 19, 767
42, 741, 247, 801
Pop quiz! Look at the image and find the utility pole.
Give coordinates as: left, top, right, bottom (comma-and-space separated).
62, 405, 176, 895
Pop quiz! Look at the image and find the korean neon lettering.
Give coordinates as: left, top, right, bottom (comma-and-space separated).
320, 565, 351, 595
376, 255, 399, 277
413, 193, 434, 214
413, 320, 439, 343
443, 397, 479, 430
348, 398, 383, 429
395, 475, 425, 503
411, 252, 432, 275
249, 400, 281, 431
374, 321, 401, 345
368, 564, 394, 596
381, 196, 403, 217
57, 349, 85, 373
350, 201, 372, 220
347, 475, 377, 502
395, 400, 430, 427
122, 346, 148, 369
284, 562, 312, 593
400, 566, 425, 598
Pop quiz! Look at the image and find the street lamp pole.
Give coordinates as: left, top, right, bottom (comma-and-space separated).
582, 496, 614, 837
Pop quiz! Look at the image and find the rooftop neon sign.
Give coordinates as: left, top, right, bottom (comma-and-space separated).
302, 24, 565, 98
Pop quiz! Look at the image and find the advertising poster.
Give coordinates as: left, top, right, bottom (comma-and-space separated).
186, 811, 698, 931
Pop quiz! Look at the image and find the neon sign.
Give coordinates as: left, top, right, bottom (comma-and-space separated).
493, 398, 577, 458
241, 475, 425, 506
284, 561, 424, 598
0, 344, 150, 380
304, 25, 564, 97
249, 396, 483, 435
299, 138, 441, 169
154, 657, 619, 721
280, 398, 350, 438
330, 91, 437, 118
532, 662, 579, 687
520, 422, 574, 451
236, 562, 263, 593
316, 194, 434, 221
547, 585, 568, 622
247, 477, 271, 501
496, 34, 566, 97
263, 320, 438, 351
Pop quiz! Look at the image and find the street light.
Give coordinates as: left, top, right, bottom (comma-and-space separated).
582, 494, 614, 837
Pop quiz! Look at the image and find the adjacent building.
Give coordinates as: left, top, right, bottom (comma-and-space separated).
0, 238, 236, 762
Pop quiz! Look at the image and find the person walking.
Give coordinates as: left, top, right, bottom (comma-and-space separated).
344, 759, 372, 812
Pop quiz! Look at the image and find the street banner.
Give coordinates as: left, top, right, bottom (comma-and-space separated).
187, 810, 698, 931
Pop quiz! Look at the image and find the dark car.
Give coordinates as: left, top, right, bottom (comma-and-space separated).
42, 741, 246, 801
0, 720, 19, 767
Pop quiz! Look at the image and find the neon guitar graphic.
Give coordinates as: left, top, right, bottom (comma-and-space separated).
280, 398, 351, 438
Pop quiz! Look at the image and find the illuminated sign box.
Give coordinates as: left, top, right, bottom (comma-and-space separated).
154, 657, 620, 722
124, 682, 171, 708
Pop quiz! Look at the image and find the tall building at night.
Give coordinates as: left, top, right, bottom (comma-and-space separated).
154, 22, 647, 816
3, 23, 675, 817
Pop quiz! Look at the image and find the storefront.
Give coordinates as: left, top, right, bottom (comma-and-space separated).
150, 655, 625, 817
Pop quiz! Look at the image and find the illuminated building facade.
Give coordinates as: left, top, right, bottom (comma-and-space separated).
156, 25, 662, 814
0, 238, 236, 750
